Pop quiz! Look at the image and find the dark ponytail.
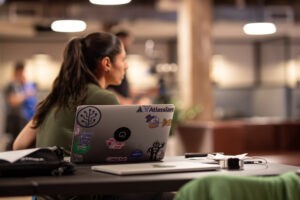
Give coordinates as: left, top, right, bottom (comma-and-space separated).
32, 32, 121, 128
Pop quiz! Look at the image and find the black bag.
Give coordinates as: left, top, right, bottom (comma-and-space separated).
0, 146, 75, 176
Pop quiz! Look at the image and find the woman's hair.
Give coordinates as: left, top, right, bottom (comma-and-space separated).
32, 32, 121, 128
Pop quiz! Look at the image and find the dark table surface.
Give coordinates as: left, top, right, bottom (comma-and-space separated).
0, 156, 299, 197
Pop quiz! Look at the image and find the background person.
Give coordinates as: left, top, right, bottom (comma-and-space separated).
108, 30, 133, 104
108, 30, 152, 105
4, 61, 37, 150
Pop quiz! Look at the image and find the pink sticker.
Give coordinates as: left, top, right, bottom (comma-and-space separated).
106, 138, 125, 149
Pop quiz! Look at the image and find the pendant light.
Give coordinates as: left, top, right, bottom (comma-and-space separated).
243, 0, 277, 36
89, 0, 131, 5
51, 20, 87, 33
243, 22, 276, 35
50, 4, 87, 33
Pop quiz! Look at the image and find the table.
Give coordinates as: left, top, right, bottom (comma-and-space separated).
0, 157, 299, 197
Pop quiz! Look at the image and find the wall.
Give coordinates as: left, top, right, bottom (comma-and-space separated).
213, 37, 300, 119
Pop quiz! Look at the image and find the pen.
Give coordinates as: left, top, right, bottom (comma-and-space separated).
185, 152, 224, 158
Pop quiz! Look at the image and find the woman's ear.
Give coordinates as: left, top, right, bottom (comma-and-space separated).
100, 56, 111, 72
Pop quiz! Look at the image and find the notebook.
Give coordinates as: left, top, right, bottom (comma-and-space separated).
91, 161, 221, 175
71, 104, 175, 163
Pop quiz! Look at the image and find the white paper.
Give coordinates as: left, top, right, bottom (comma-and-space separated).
0, 148, 40, 163
207, 153, 248, 160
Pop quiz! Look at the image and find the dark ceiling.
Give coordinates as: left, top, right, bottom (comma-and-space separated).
1, 0, 299, 39
3, 0, 300, 6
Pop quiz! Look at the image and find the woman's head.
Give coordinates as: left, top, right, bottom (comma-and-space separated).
32, 32, 128, 128
62, 32, 127, 88
81, 32, 128, 88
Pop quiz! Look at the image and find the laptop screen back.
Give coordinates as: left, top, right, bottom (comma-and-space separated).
71, 104, 175, 164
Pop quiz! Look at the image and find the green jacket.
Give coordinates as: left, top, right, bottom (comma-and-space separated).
175, 172, 300, 200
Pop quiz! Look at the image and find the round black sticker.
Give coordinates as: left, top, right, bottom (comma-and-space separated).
114, 127, 131, 142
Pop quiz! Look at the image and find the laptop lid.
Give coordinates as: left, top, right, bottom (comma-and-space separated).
71, 104, 175, 164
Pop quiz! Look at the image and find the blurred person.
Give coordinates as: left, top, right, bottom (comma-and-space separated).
4, 61, 37, 150
108, 30, 152, 105
108, 30, 133, 104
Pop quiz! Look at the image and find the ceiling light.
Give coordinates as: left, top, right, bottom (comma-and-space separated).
51, 20, 87, 33
89, 0, 131, 5
243, 22, 276, 35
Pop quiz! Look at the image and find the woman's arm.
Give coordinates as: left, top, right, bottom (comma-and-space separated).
13, 120, 37, 150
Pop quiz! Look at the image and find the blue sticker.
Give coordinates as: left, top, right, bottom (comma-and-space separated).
79, 132, 93, 146
76, 106, 101, 128
131, 149, 143, 159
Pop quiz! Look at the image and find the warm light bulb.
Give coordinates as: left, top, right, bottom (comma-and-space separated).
243, 22, 276, 35
51, 20, 87, 33
89, 0, 131, 5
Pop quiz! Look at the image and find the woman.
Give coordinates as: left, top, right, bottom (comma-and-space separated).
13, 32, 128, 152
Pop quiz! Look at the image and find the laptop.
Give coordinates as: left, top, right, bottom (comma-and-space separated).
91, 161, 221, 175
71, 104, 175, 163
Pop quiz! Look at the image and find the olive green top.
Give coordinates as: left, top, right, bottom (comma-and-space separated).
36, 84, 119, 152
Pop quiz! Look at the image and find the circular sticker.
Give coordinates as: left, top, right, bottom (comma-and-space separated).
114, 127, 131, 142
76, 106, 101, 128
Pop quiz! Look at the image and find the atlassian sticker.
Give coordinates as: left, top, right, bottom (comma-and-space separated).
76, 106, 101, 128
114, 127, 131, 142
136, 105, 174, 113
130, 149, 143, 159
145, 114, 159, 128
106, 137, 125, 149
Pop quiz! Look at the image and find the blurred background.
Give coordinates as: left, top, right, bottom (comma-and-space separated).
0, 0, 299, 165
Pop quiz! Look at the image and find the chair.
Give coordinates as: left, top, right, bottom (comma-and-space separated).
174, 172, 300, 200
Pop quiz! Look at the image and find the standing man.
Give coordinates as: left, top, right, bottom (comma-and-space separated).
4, 61, 37, 150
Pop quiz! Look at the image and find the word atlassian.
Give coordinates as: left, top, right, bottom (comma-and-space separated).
137, 106, 174, 113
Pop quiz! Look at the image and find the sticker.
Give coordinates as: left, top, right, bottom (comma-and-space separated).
145, 114, 159, 128
72, 131, 93, 154
106, 156, 128, 162
162, 118, 172, 127
72, 154, 83, 162
106, 137, 125, 149
156, 150, 165, 160
79, 132, 93, 146
130, 149, 143, 159
73, 141, 91, 154
147, 141, 165, 161
73, 125, 81, 136
114, 127, 131, 142
136, 105, 174, 113
76, 106, 101, 128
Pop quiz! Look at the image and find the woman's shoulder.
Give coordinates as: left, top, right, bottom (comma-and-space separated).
86, 84, 119, 105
